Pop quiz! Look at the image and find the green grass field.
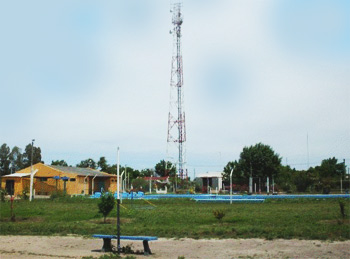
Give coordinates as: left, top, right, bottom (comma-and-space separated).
0, 197, 349, 240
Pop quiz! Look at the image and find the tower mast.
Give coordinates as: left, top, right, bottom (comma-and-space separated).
167, 1, 187, 179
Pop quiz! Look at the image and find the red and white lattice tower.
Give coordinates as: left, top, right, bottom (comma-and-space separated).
167, 1, 187, 179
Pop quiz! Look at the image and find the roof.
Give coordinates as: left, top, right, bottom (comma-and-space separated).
196, 172, 223, 178
2, 172, 31, 178
48, 165, 116, 178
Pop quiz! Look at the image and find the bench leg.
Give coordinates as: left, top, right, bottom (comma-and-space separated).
143, 240, 152, 255
102, 238, 113, 252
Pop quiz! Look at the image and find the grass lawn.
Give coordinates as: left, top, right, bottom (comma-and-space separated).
0, 197, 349, 240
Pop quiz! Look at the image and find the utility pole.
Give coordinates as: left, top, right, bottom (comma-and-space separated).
116, 147, 120, 254
249, 161, 253, 194
307, 133, 310, 169
230, 168, 234, 204
29, 139, 35, 201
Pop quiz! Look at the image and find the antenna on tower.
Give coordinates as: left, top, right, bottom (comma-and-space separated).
167, 1, 187, 179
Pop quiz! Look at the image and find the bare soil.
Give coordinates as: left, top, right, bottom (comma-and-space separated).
0, 235, 349, 259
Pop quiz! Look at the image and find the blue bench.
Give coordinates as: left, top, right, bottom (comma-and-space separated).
93, 234, 158, 255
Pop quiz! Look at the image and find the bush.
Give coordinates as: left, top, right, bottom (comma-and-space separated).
50, 190, 67, 200
98, 192, 115, 223
21, 187, 29, 200
213, 209, 226, 222
0, 188, 7, 202
338, 199, 347, 219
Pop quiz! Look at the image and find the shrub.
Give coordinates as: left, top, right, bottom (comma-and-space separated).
21, 187, 29, 200
338, 199, 346, 219
0, 188, 7, 202
98, 192, 115, 223
50, 190, 67, 200
213, 209, 226, 222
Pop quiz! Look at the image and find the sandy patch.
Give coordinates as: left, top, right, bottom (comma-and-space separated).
0, 235, 349, 259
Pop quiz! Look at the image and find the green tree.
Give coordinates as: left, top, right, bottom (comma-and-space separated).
76, 158, 96, 169
239, 143, 282, 179
314, 157, 346, 194
131, 178, 148, 191
155, 160, 176, 177
222, 161, 246, 186
98, 192, 115, 223
292, 170, 314, 192
0, 144, 11, 176
51, 160, 68, 166
97, 157, 109, 172
275, 165, 295, 192
23, 143, 42, 168
223, 143, 282, 186
316, 157, 345, 178
120, 166, 140, 182
9, 146, 23, 172
140, 168, 154, 177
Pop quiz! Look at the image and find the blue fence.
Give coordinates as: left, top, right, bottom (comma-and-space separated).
90, 192, 350, 202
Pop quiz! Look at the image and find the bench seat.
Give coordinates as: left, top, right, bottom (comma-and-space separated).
93, 234, 158, 255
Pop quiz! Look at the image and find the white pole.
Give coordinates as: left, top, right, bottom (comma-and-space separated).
117, 147, 120, 200
116, 147, 121, 253
230, 169, 233, 204
125, 166, 127, 191
149, 176, 152, 193
340, 177, 342, 194
29, 139, 35, 201
120, 171, 125, 203
29, 169, 38, 201
92, 174, 97, 195
267, 177, 269, 194
249, 176, 253, 194
29, 170, 34, 201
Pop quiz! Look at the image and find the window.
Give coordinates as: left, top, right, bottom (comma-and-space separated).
70, 178, 76, 182
39, 177, 48, 182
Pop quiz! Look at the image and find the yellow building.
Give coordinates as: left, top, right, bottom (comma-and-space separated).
1, 163, 118, 197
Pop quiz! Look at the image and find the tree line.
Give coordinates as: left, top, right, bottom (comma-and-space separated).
222, 143, 348, 194
1, 142, 348, 193
0, 142, 176, 185
0, 143, 42, 176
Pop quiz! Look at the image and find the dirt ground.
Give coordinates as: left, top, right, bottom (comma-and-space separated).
0, 235, 349, 259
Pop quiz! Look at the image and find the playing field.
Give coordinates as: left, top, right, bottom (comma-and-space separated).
0, 197, 349, 240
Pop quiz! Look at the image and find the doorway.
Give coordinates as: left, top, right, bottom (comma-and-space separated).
6, 180, 15, 195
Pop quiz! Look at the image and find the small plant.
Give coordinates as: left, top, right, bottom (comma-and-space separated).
98, 192, 115, 223
50, 190, 66, 200
338, 199, 346, 219
121, 244, 134, 254
10, 196, 16, 222
213, 209, 226, 222
0, 188, 7, 202
21, 187, 29, 200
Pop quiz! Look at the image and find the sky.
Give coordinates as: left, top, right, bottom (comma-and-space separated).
1, 0, 349, 178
